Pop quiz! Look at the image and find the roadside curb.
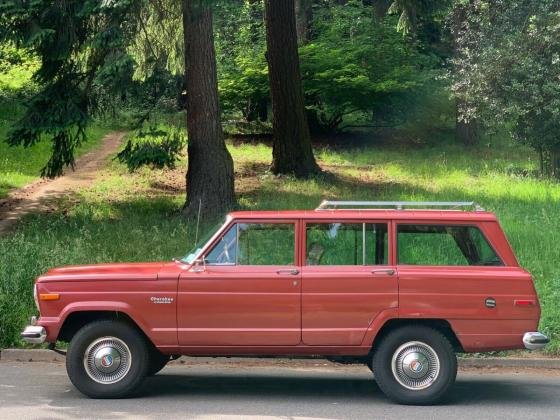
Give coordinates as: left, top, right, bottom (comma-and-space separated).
0, 349, 65, 363
457, 357, 560, 370
1, 349, 560, 369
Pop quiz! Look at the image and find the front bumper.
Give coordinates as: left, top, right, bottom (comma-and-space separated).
21, 325, 47, 344
523, 332, 549, 350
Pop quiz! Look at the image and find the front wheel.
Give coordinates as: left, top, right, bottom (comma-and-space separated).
372, 326, 457, 405
66, 320, 150, 398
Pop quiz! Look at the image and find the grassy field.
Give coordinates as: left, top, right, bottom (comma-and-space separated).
0, 134, 558, 353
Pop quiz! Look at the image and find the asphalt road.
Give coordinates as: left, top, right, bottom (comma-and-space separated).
1, 359, 559, 420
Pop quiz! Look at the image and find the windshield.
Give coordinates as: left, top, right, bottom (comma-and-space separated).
181, 218, 228, 264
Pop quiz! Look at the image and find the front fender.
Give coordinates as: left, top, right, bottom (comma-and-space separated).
39, 300, 176, 347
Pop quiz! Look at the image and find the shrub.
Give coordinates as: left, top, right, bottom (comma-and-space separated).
116, 126, 186, 172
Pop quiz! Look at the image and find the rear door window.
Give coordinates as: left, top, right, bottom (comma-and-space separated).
397, 224, 503, 266
306, 222, 388, 265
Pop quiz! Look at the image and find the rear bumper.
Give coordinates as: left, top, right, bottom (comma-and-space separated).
523, 332, 549, 350
21, 325, 47, 344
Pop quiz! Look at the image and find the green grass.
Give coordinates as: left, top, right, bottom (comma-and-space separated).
0, 135, 559, 353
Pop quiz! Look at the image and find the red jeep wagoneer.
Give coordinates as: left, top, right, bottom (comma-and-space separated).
22, 201, 549, 404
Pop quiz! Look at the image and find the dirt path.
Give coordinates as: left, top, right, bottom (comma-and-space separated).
0, 131, 126, 235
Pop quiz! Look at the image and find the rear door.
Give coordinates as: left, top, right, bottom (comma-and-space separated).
301, 220, 398, 346
178, 220, 302, 346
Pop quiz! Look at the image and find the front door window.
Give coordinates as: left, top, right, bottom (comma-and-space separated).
205, 223, 295, 265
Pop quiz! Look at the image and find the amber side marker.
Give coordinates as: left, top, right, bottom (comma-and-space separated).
39, 293, 60, 301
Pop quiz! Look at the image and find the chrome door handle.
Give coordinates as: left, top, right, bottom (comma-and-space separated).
371, 269, 395, 276
276, 269, 300, 275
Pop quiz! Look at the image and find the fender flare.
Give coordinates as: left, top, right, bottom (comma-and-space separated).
51, 301, 154, 342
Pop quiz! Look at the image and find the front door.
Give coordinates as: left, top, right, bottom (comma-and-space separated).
178, 221, 301, 346
301, 221, 398, 346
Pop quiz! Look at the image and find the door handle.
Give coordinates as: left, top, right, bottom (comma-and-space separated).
276, 269, 300, 275
371, 269, 395, 276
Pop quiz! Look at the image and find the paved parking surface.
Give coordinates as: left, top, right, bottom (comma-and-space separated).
0, 359, 559, 419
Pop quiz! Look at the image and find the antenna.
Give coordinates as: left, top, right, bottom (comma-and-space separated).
194, 198, 202, 246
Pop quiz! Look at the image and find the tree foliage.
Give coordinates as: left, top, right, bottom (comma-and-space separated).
1, 0, 141, 177
215, 0, 269, 123
215, 0, 438, 133
4, 0, 558, 188
300, 0, 433, 132
452, 0, 560, 176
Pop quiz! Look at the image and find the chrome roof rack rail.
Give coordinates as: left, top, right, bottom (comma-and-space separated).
315, 200, 485, 211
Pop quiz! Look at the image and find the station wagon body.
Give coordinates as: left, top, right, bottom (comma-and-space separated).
22, 201, 549, 404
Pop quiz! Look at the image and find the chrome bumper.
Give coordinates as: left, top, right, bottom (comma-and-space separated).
523, 332, 549, 350
21, 325, 47, 344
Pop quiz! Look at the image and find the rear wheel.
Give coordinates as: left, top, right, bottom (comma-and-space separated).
372, 326, 457, 405
66, 320, 149, 398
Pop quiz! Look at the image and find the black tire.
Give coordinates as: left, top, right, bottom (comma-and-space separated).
372, 326, 457, 405
147, 348, 170, 376
366, 358, 374, 373
66, 320, 150, 398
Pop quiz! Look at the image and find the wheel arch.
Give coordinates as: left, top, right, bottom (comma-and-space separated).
57, 310, 153, 346
371, 318, 464, 354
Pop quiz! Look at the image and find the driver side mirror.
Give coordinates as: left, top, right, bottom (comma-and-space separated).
190, 258, 206, 273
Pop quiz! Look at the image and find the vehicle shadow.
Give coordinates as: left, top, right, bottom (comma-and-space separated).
139, 370, 554, 406
141, 371, 384, 402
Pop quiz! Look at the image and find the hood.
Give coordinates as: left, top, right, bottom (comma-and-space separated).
37, 262, 165, 283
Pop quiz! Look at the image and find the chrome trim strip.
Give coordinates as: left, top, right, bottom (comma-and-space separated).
21, 325, 47, 344
523, 332, 549, 350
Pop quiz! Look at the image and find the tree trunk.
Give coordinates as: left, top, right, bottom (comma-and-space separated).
456, 118, 480, 146
455, 100, 480, 146
295, 0, 312, 44
372, 0, 392, 21
182, 0, 235, 218
452, 4, 479, 147
264, 0, 320, 177
552, 148, 560, 179
538, 146, 544, 176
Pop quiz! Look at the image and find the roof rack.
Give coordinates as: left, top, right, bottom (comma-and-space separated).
316, 200, 485, 211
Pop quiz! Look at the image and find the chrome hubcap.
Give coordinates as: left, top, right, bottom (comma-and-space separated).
84, 337, 132, 384
391, 341, 440, 390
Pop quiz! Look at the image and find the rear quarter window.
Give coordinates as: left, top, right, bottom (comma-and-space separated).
397, 224, 503, 266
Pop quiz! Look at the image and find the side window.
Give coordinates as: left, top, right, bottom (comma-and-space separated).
397, 224, 503, 266
205, 223, 295, 265
306, 223, 388, 265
